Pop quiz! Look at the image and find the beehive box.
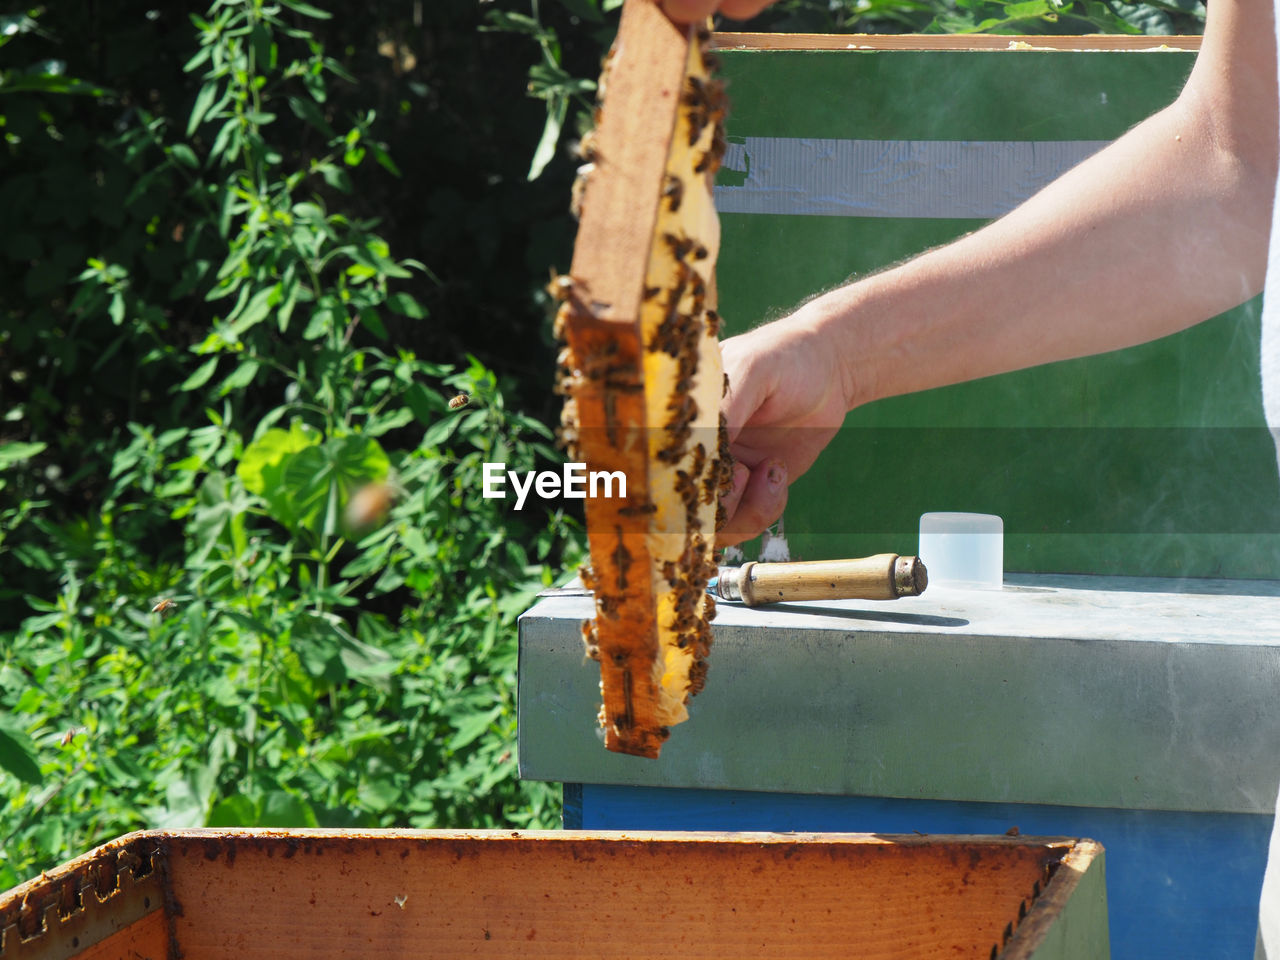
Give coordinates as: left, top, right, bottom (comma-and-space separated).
0, 829, 1104, 959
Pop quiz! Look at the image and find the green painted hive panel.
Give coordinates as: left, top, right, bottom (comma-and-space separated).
714, 47, 1279, 578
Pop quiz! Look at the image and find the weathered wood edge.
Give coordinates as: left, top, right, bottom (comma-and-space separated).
568, 0, 692, 323
1002, 838, 1109, 960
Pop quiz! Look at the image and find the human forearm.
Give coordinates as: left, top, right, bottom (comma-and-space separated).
717, 0, 1276, 543
810, 19, 1276, 409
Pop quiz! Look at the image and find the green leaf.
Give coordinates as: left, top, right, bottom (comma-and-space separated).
386, 292, 426, 319
369, 142, 401, 177
357, 305, 387, 339
188, 82, 218, 136
259, 791, 318, 827
219, 358, 260, 395
0, 74, 109, 96
0, 441, 46, 469
227, 284, 277, 336
208, 793, 257, 827
278, 0, 333, 19
155, 778, 206, 829
179, 356, 219, 392
293, 614, 342, 679
481, 10, 543, 35
0, 726, 40, 784
337, 631, 399, 679
237, 422, 321, 496
366, 408, 414, 437
421, 415, 461, 449
450, 707, 502, 751
357, 777, 401, 812
554, 0, 605, 22
317, 163, 352, 193
281, 434, 390, 537
527, 96, 567, 181
405, 383, 445, 425
170, 143, 199, 169
289, 96, 334, 137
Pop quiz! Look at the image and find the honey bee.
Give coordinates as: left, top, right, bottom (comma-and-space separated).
663, 232, 707, 263
448, 392, 470, 410
618, 500, 657, 518
597, 594, 622, 620
60, 727, 84, 747
662, 174, 684, 213
687, 658, 709, 695
345, 481, 395, 531
612, 525, 632, 590
570, 169, 591, 220
573, 128, 600, 165
706, 309, 723, 338
546, 270, 576, 303
151, 598, 178, 615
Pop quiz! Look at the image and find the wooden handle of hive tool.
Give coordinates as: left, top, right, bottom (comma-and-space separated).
716, 555, 928, 605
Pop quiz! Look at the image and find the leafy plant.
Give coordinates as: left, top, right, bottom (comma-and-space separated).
0, 0, 580, 889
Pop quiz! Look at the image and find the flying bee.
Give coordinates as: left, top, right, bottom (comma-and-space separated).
345, 481, 396, 532
448, 392, 470, 410
60, 727, 85, 747
151, 598, 179, 615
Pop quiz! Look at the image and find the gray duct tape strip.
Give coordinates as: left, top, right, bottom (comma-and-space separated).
714, 137, 1110, 219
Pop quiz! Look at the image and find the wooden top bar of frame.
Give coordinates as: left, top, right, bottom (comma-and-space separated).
711, 32, 1202, 51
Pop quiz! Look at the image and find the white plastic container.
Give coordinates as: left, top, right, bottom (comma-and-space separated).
918, 512, 1003, 590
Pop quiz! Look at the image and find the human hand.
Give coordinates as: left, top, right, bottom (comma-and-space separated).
717, 309, 852, 547
659, 0, 776, 23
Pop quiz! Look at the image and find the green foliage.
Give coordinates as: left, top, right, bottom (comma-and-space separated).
0, 0, 580, 889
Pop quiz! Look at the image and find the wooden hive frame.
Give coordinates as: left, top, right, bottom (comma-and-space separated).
554, 0, 733, 757
0, 829, 1107, 960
